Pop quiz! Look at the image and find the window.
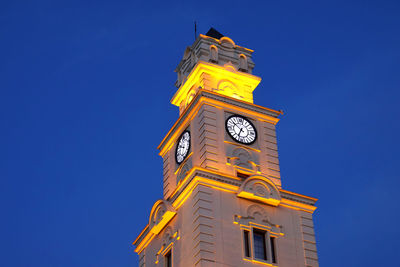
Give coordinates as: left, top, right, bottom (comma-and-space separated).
270, 236, 277, 264
165, 249, 172, 267
237, 171, 250, 179
242, 228, 278, 264
243, 230, 251, 257
253, 230, 267, 260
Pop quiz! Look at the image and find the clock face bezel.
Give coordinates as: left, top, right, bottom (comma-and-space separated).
175, 130, 191, 165
225, 114, 257, 145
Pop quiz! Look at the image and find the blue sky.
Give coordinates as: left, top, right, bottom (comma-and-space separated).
1, 0, 400, 266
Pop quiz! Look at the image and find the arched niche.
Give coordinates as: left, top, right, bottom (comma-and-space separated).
237, 175, 281, 206
223, 62, 237, 72
227, 147, 259, 172
239, 54, 248, 72
149, 200, 177, 235
209, 45, 218, 63
228, 147, 253, 170
185, 88, 197, 108
177, 161, 191, 185
217, 79, 238, 98
179, 100, 185, 114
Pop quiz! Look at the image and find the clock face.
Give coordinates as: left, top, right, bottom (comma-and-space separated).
226, 115, 257, 144
175, 131, 191, 164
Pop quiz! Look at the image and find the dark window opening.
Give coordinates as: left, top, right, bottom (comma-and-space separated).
165, 250, 172, 267
237, 171, 250, 179
253, 230, 267, 261
243, 230, 250, 257
270, 236, 277, 263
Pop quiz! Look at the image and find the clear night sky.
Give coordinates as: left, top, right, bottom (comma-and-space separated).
1, 1, 400, 266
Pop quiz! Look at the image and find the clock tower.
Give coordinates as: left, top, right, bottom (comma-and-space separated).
133, 28, 319, 267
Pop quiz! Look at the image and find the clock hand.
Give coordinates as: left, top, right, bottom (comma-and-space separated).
179, 143, 187, 150
234, 123, 242, 133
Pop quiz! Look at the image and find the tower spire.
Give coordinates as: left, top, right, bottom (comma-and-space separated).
194, 21, 197, 40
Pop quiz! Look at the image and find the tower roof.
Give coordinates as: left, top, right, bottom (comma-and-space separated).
205, 27, 224, 39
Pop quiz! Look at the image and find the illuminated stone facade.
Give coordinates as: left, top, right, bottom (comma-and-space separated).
133, 31, 319, 267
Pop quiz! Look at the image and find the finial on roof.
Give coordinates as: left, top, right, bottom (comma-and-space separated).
205, 27, 224, 39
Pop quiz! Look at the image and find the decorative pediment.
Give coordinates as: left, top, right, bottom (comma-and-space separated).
162, 226, 174, 246
220, 36, 235, 48
237, 175, 281, 206
149, 200, 177, 235
227, 147, 259, 172
217, 79, 237, 95
154, 226, 181, 265
247, 204, 269, 223
234, 204, 283, 236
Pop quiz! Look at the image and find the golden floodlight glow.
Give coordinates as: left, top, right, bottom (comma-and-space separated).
133, 32, 320, 265
149, 210, 176, 235
133, 168, 316, 253
237, 191, 281, 207
171, 61, 261, 108
243, 257, 277, 267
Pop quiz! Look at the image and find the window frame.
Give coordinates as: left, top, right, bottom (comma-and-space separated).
270, 236, 277, 264
242, 227, 278, 265
253, 229, 268, 261
164, 247, 172, 267
243, 230, 251, 258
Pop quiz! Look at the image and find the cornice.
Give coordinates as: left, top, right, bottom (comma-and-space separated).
174, 34, 254, 73
279, 189, 318, 213
169, 167, 242, 206
280, 189, 317, 203
200, 90, 282, 118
